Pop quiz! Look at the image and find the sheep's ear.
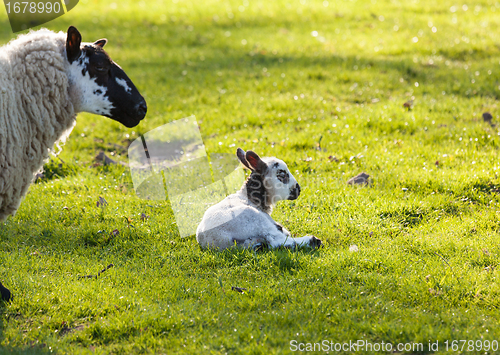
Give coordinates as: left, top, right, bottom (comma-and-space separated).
66, 26, 82, 63
236, 148, 252, 170
94, 39, 107, 48
246, 151, 267, 174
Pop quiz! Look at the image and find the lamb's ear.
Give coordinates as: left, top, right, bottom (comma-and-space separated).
94, 39, 107, 48
245, 151, 267, 174
236, 148, 252, 170
66, 26, 82, 63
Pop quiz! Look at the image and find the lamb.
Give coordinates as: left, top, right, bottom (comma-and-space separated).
196, 148, 322, 250
0, 26, 148, 301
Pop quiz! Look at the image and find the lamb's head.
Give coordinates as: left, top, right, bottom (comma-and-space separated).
65, 26, 147, 128
237, 148, 300, 212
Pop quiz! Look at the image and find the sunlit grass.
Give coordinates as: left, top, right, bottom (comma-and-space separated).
1, 0, 500, 353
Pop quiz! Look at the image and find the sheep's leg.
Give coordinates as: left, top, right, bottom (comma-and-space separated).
0, 281, 11, 301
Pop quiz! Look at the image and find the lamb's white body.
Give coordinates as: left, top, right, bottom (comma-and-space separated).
0, 30, 75, 220
197, 189, 318, 249
196, 149, 322, 250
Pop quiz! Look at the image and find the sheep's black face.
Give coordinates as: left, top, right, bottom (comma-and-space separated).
86, 46, 147, 127
66, 26, 147, 128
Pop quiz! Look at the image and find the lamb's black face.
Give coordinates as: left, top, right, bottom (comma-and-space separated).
66, 26, 147, 128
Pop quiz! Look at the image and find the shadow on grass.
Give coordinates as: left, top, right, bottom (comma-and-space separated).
379, 205, 455, 228
198, 245, 322, 273
0, 300, 50, 354
34, 158, 81, 183
132, 25, 500, 102
270, 248, 321, 272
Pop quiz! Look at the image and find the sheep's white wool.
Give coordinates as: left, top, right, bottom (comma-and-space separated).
0, 29, 76, 220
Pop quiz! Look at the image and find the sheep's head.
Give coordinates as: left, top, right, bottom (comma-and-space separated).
66, 26, 147, 128
237, 148, 300, 212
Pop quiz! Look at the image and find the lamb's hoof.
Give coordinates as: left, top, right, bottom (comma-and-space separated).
0, 282, 11, 302
308, 236, 323, 248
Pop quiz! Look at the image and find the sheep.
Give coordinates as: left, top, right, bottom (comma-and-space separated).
0, 26, 148, 300
196, 148, 322, 250
0, 25, 147, 220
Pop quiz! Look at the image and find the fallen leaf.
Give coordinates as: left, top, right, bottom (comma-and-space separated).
95, 151, 117, 165
97, 196, 108, 207
347, 172, 370, 185
482, 112, 493, 123
231, 286, 247, 293
95, 151, 127, 166
403, 100, 413, 110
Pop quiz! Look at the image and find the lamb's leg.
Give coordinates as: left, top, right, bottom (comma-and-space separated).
266, 229, 322, 249
238, 237, 269, 251
252, 242, 268, 252
0, 281, 11, 301
288, 235, 322, 248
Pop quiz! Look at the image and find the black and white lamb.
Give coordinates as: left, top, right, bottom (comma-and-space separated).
0, 26, 147, 301
196, 148, 322, 250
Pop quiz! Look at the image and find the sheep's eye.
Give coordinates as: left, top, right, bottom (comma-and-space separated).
94, 64, 108, 73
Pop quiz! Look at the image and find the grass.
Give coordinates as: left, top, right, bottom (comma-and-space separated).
1, 0, 500, 353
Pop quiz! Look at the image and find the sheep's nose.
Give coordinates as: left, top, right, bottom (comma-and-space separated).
296, 184, 301, 194
135, 100, 147, 118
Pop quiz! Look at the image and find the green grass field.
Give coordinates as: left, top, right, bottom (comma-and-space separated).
1, 0, 500, 353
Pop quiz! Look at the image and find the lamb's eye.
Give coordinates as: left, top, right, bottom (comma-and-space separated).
277, 170, 289, 183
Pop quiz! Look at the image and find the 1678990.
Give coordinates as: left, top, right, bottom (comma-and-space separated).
5, 1, 62, 14
3, 0, 78, 32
